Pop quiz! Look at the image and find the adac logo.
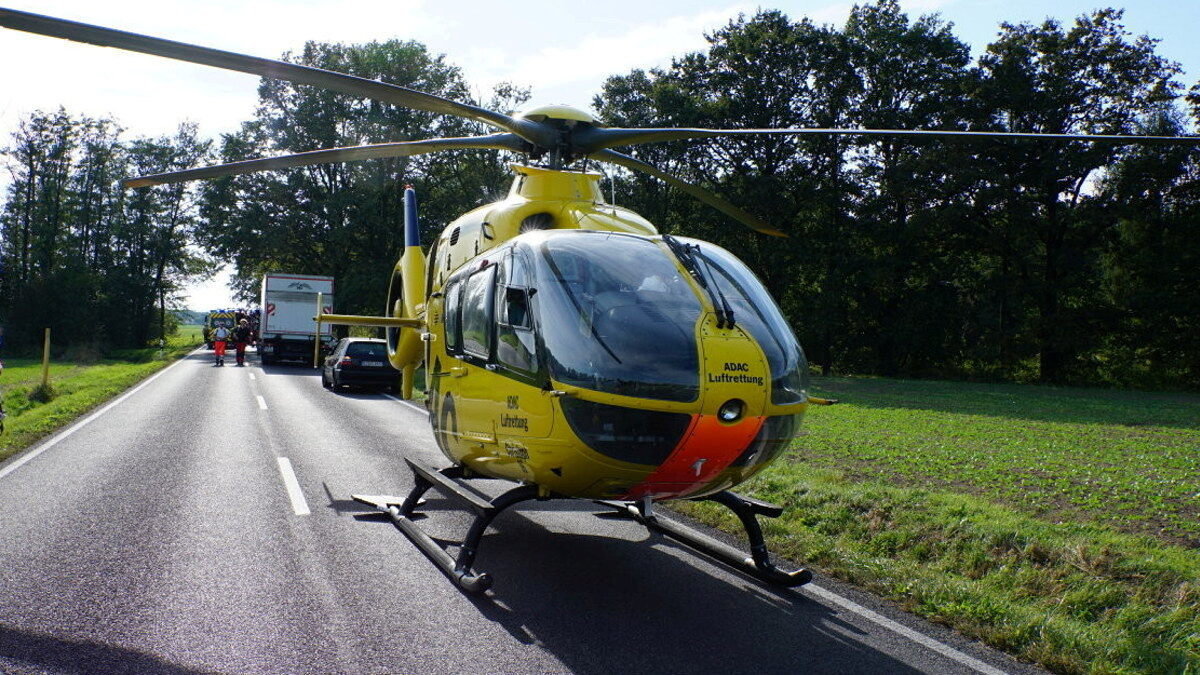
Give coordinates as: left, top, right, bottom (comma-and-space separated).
287, 282, 313, 290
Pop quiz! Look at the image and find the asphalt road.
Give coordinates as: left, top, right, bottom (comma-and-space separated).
0, 349, 1044, 675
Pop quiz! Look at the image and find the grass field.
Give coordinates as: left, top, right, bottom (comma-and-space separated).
0, 326, 202, 464
801, 377, 1200, 545
678, 376, 1200, 674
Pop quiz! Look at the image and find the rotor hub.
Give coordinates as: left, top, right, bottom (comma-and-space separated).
515, 105, 601, 167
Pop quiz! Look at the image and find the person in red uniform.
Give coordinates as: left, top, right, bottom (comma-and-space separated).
212, 324, 230, 366
232, 319, 252, 367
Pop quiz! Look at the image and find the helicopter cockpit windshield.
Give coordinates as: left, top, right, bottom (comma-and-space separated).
533, 232, 703, 402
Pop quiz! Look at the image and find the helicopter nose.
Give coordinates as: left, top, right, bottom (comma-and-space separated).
624, 413, 765, 500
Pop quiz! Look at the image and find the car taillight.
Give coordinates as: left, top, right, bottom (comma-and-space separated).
339, 357, 353, 366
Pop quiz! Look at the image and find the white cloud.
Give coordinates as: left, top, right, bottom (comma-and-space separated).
464, 3, 754, 106
0, 0, 439, 142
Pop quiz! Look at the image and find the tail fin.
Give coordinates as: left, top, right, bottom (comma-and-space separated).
388, 185, 427, 394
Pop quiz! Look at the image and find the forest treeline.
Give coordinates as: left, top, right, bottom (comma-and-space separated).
2, 2, 1197, 388
1, 113, 210, 349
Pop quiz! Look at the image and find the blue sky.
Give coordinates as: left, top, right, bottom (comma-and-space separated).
2, 0, 1197, 309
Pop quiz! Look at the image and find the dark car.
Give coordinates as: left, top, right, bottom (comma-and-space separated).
321, 338, 399, 392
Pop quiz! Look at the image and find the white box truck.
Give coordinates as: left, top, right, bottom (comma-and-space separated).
258, 273, 335, 365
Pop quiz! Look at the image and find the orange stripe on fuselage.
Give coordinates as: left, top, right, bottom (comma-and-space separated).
624, 414, 764, 500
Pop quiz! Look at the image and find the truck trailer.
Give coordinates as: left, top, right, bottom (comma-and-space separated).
258, 274, 335, 365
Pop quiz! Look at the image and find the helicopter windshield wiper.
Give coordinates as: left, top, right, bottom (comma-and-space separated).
663, 235, 734, 329
697, 254, 736, 329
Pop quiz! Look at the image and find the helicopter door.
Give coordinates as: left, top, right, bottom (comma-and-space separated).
492, 248, 553, 451
431, 275, 466, 458
451, 262, 501, 447
430, 263, 501, 461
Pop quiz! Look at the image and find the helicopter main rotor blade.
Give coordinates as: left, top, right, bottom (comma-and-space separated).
574, 126, 1200, 153
590, 149, 786, 237
125, 134, 527, 187
0, 8, 555, 147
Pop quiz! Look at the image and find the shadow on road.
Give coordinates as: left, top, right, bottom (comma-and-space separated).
0, 623, 218, 675
252, 357, 396, 398
254, 358, 322, 378
356, 493, 927, 675
327, 389, 395, 398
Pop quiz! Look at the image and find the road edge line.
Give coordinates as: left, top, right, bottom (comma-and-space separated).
805, 583, 1008, 674
0, 347, 203, 482
382, 393, 427, 415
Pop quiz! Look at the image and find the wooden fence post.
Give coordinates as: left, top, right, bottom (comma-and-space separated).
41, 327, 51, 388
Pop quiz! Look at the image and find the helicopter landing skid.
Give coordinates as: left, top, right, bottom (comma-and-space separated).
354, 460, 811, 593
595, 491, 813, 588
353, 459, 542, 595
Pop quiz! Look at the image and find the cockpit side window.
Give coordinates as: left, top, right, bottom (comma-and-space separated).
443, 278, 463, 354
461, 264, 496, 360
495, 249, 538, 373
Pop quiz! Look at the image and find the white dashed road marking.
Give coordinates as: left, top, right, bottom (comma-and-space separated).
276, 457, 310, 516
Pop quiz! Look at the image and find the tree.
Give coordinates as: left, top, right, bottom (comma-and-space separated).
837, 1, 980, 376
974, 8, 1182, 382
198, 40, 526, 315
2, 109, 87, 347
122, 123, 211, 344
1094, 109, 1200, 385
594, 5, 980, 376
1, 110, 210, 350
595, 10, 862, 374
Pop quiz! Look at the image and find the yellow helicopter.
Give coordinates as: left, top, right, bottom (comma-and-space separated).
5, 7, 1198, 594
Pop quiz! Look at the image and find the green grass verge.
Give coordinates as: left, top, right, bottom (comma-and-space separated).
0, 326, 202, 464
676, 376, 1200, 674
802, 377, 1200, 545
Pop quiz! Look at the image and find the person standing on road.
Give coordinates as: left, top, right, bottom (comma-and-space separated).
212, 323, 230, 366
232, 319, 251, 367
